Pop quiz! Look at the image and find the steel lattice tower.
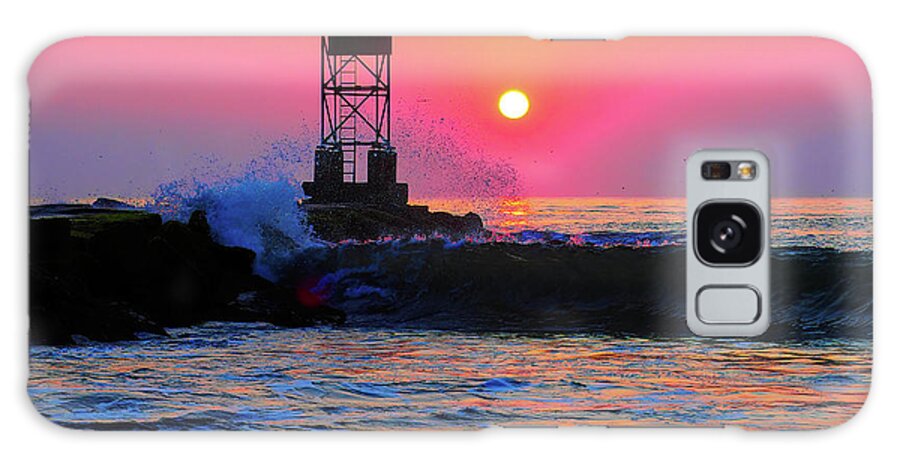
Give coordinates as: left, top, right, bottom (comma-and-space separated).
304, 36, 407, 206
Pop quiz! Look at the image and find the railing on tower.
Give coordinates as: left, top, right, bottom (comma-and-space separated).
321, 36, 392, 183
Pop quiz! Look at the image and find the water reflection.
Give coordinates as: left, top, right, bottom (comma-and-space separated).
30, 324, 870, 430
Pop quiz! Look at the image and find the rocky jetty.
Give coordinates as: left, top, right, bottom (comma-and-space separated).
30, 205, 344, 345
303, 203, 485, 242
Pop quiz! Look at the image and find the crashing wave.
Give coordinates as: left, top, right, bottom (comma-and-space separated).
277, 242, 872, 340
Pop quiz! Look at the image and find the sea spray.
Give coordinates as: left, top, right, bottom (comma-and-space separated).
150, 179, 303, 277
393, 104, 520, 212
143, 115, 528, 278
144, 131, 328, 279
151, 174, 319, 279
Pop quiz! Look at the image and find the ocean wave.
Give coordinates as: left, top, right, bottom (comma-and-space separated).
149, 175, 322, 280
277, 241, 871, 340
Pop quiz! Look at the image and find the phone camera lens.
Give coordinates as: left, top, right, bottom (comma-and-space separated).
695, 202, 762, 265
711, 218, 743, 251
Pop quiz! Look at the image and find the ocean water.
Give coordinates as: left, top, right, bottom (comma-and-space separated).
29, 325, 870, 430
28, 197, 873, 430
425, 197, 872, 251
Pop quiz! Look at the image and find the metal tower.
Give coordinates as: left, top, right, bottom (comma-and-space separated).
321, 36, 390, 182
304, 36, 408, 206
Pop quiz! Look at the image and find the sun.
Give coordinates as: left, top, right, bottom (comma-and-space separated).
498, 89, 530, 120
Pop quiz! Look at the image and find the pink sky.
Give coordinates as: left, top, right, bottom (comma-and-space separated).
29, 36, 871, 200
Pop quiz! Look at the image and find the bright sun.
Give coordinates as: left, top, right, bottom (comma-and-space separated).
498, 89, 530, 120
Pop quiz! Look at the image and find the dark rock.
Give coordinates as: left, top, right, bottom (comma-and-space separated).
304, 203, 485, 242
187, 210, 211, 237
29, 206, 345, 345
226, 286, 346, 327
463, 212, 484, 229
143, 217, 258, 326
29, 265, 167, 345
30, 217, 72, 268
92, 197, 136, 209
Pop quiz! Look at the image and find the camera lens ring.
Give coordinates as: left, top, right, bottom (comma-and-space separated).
693, 201, 763, 266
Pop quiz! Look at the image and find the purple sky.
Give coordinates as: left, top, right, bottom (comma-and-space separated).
29, 37, 872, 200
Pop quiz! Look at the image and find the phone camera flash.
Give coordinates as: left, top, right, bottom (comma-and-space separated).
737, 162, 756, 180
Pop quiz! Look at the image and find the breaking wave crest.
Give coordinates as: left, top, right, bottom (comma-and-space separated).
279, 242, 872, 340
147, 141, 322, 279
